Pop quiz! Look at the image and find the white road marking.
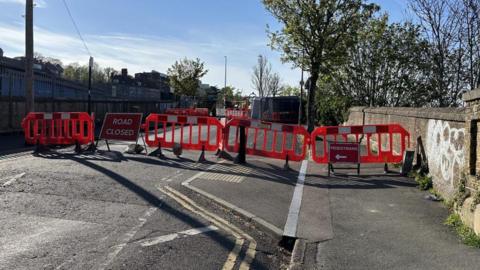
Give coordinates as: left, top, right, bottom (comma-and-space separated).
158, 186, 257, 270
96, 207, 157, 270
140, 225, 218, 247
283, 160, 308, 238
2, 172, 26, 187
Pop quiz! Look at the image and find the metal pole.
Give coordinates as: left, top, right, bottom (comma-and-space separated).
25, 0, 34, 114
88, 56, 93, 114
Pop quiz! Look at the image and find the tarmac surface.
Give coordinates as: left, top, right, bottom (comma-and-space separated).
2, 131, 480, 269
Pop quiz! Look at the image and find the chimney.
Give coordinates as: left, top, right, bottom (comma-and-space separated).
0, 48, 3, 58
121, 68, 128, 77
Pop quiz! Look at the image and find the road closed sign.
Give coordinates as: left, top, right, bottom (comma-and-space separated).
328, 142, 360, 164
100, 113, 143, 142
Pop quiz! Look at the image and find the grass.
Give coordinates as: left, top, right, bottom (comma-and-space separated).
445, 213, 480, 248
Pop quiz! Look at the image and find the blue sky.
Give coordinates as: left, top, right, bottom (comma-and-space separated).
0, 0, 409, 94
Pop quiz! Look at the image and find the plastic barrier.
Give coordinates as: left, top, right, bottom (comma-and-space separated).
224, 119, 310, 162
22, 112, 94, 146
311, 124, 410, 164
165, 108, 209, 116
226, 109, 250, 120
144, 114, 223, 151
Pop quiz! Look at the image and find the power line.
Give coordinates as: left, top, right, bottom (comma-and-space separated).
62, 0, 91, 56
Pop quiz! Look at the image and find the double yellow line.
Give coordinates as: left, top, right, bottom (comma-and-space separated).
157, 185, 257, 270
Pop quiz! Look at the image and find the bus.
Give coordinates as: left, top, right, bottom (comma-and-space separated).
251, 96, 300, 124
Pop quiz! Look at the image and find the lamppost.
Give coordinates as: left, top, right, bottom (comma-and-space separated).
87, 56, 93, 114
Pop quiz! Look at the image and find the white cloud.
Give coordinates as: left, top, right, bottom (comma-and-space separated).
0, 0, 47, 8
0, 23, 300, 94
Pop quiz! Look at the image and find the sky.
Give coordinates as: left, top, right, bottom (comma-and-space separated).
0, 0, 409, 94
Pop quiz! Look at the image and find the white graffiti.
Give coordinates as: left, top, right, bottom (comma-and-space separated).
426, 120, 465, 188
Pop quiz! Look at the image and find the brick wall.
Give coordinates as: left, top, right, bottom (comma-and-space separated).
346, 107, 467, 200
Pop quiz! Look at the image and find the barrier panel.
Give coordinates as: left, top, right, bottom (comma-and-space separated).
165, 108, 209, 116
226, 109, 250, 120
22, 112, 94, 146
311, 124, 410, 164
224, 119, 310, 162
144, 114, 223, 151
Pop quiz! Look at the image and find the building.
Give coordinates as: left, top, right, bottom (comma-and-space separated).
111, 69, 173, 101
0, 49, 108, 100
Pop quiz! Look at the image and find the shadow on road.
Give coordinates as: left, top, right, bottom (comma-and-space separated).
33, 152, 270, 270
306, 173, 417, 189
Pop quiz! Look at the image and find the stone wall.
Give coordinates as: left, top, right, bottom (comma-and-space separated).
0, 97, 175, 133
347, 107, 467, 200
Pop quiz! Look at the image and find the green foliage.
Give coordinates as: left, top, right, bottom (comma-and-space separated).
428, 188, 443, 200
279, 85, 300, 97
217, 86, 243, 105
315, 75, 352, 125
471, 191, 480, 212
62, 62, 117, 85
415, 174, 433, 191
408, 170, 432, 191
453, 175, 469, 208
263, 0, 379, 131
445, 213, 480, 248
167, 58, 208, 96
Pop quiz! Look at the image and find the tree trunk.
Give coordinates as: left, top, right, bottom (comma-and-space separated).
307, 71, 319, 132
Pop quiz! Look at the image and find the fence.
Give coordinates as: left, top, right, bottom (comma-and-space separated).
22, 112, 94, 146
144, 114, 223, 151
311, 124, 410, 164
224, 119, 310, 162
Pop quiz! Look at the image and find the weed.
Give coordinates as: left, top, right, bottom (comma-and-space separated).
453, 175, 469, 208
428, 188, 443, 201
415, 174, 432, 190
471, 191, 480, 212
445, 213, 480, 248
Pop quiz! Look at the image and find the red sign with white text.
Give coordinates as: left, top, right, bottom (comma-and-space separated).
100, 113, 143, 141
328, 143, 360, 164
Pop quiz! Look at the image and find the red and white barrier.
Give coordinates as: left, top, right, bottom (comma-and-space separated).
22, 112, 94, 146
144, 114, 223, 151
224, 119, 310, 162
311, 124, 410, 164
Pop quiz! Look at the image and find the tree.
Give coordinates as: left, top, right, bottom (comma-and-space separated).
251, 55, 272, 98
263, 0, 378, 131
218, 86, 236, 105
279, 85, 300, 96
62, 62, 117, 85
409, 0, 464, 106
269, 73, 282, 97
325, 16, 433, 108
167, 58, 208, 96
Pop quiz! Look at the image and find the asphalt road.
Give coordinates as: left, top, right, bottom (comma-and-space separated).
0, 127, 290, 270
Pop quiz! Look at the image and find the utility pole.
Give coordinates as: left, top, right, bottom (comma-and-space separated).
88, 56, 93, 114
25, 0, 34, 114
224, 56, 227, 109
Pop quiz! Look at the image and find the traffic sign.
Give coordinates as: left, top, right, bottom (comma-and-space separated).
328, 142, 359, 164
100, 113, 143, 142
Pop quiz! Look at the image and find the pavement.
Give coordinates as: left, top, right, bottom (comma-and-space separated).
2, 131, 480, 269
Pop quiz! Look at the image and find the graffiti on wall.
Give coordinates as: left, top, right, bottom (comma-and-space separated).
426, 120, 465, 191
